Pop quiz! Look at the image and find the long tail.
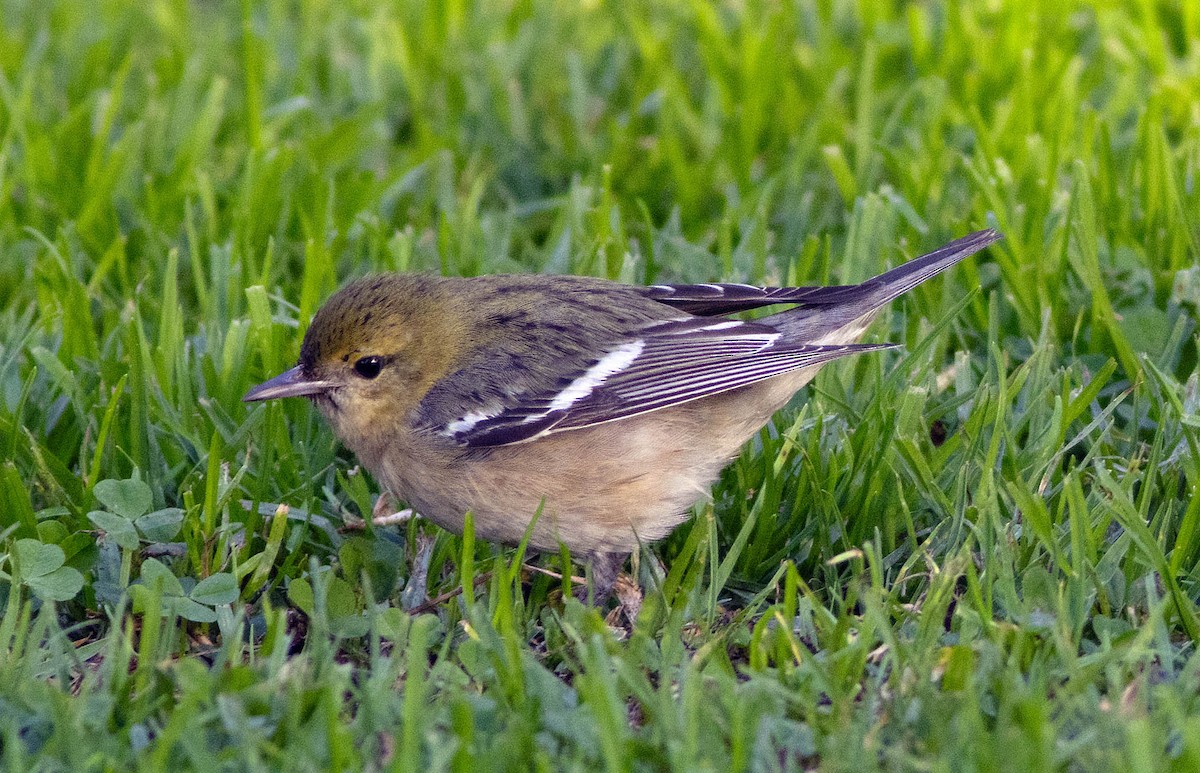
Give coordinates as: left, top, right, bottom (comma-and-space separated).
767, 229, 1000, 341
643, 229, 1000, 318
824, 228, 1000, 310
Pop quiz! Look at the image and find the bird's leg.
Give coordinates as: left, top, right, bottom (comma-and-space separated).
576, 551, 629, 605
607, 572, 643, 627
342, 492, 418, 530
371, 492, 417, 527
371, 508, 416, 527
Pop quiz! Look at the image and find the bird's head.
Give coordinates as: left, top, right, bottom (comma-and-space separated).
243, 274, 468, 446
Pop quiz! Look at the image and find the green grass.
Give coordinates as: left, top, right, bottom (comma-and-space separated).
2, 0, 1200, 769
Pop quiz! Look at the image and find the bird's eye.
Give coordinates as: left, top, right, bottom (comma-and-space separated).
353, 356, 383, 379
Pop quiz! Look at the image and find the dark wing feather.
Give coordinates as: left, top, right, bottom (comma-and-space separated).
549, 342, 891, 429
641, 282, 861, 316
644, 229, 1000, 315
427, 230, 998, 448
440, 316, 891, 447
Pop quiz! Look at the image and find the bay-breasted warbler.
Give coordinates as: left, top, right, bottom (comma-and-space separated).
245, 229, 1000, 595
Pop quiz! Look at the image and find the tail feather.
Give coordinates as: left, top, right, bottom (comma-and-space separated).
767, 229, 999, 341
643, 229, 1000, 317
845, 228, 1000, 310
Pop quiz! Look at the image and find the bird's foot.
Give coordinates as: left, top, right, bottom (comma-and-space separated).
342, 493, 417, 530
575, 551, 631, 606
371, 507, 416, 528
604, 573, 643, 629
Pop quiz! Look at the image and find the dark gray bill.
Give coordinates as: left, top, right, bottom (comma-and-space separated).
243, 366, 335, 402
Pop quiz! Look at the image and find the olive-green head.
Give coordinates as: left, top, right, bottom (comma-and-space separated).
243, 274, 468, 443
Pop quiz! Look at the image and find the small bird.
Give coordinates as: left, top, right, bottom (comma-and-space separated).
245, 229, 999, 596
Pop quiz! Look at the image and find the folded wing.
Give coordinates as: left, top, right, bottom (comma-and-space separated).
439, 316, 891, 447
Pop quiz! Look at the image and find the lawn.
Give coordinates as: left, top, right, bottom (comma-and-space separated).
2, 0, 1199, 769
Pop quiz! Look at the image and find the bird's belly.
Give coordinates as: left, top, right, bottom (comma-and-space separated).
369, 373, 809, 555
377, 424, 711, 554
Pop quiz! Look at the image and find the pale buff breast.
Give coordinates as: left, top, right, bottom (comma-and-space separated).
367, 362, 826, 555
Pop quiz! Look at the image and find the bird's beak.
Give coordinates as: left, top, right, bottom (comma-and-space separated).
243, 366, 336, 402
